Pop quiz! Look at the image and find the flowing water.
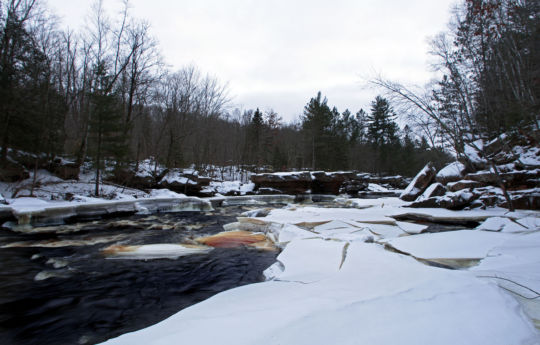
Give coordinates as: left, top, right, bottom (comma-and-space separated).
0, 206, 279, 345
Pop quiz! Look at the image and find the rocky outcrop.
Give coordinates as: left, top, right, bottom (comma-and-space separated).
251, 171, 406, 196
406, 136, 540, 210
400, 163, 437, 201
251, 172, 313, 195
311, 172, 357, 194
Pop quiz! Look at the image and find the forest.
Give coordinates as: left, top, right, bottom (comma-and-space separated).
0, 0, 538, 187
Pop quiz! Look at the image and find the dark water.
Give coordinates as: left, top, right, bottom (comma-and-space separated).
0, 207, 279, 345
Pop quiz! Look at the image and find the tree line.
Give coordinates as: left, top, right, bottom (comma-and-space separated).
1, 0, 457, 191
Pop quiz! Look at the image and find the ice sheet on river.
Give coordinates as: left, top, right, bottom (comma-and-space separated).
103, 242, 539, 345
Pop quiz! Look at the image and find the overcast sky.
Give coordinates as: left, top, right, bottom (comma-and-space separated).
48, 0, 456, 122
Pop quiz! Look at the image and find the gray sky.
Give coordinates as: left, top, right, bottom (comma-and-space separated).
48, 0, 455, 122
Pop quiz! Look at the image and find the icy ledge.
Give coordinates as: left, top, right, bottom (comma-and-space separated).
103, 200, 540, 345
3, 196, 212, 230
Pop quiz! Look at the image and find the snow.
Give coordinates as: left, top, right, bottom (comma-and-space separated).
517, 146, 540, 168
103, 241, 539, 345
382, 230, 514, 260
265, 238, 346, 283
206, 181, 255, 195
367, 183, 389, 192
261, 206, 397, 226
400, 164, 433, 200
436, 161, 466, 179
160, 171, 196, 185
464, 139, 485, 164
476, 216, 528, 232
148, 189, 187, 199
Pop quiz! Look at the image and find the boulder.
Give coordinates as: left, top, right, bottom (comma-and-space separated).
464, 171, 499, 184
368, 175, 409, 189
251, 172, 312, 195
416, 183, 446, 201
159, 171, 201, 195
435, 162, 467, 184
447, 180, 485, 192
500, 193, 540, 210
311, 171, 356, 194
340, 180, 368, 196
410, 190, 477, 210
400, 162, 437, 201
50, 158, 80, 180
0, 161, 29, 182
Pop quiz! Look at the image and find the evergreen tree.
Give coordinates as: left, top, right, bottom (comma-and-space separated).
302, 92, 333, 170
367, 96, 399, 146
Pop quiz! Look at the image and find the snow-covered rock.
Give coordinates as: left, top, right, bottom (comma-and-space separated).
435, 161, 467, 184
400, 162, 437, 201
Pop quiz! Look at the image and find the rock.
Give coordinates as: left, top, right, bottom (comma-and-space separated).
417, 183, 447, 201
0, 160, 29, 182
311, 171, 356, 194
251, 172, 313, 195
435, 162, 467, 184
410, 190, 476, 210
0, 193, 7, 205
500, 193, 540, 210
447, 180, 485, 192
464, 171, 499, 184
409, 197, 442, 208
368, 175, 409, 189
465, 170, 540, 190
159, 170, 202, 195
400, 162, 437, 201
50, 158, 80, 180
339, 180, 368, 195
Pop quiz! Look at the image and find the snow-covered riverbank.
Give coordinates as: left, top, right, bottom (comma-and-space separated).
102, 197, 540, 345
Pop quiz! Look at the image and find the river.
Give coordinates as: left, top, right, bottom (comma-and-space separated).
0, 206, 279, 345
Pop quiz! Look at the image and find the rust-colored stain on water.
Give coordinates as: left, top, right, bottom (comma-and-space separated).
196, 230, 275, 249
101, 244, 140, 255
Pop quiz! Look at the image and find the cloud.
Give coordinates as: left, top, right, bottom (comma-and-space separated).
48, 0, 455, 121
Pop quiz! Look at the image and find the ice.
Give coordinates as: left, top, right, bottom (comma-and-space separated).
261, 206, 397, 226
517, 216, 540, 230
103, 242, 539, 345
476, 216, 528, 232
472, 231, 540, 326
382, 230, 513, 260
395, 221, 428, 234
102, 244, 213, 260
265, 238, 346, 283
276, 224, 315, 244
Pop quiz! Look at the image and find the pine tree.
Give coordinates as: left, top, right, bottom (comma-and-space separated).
367, 96, 399, 146
302, 92, 333, 170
